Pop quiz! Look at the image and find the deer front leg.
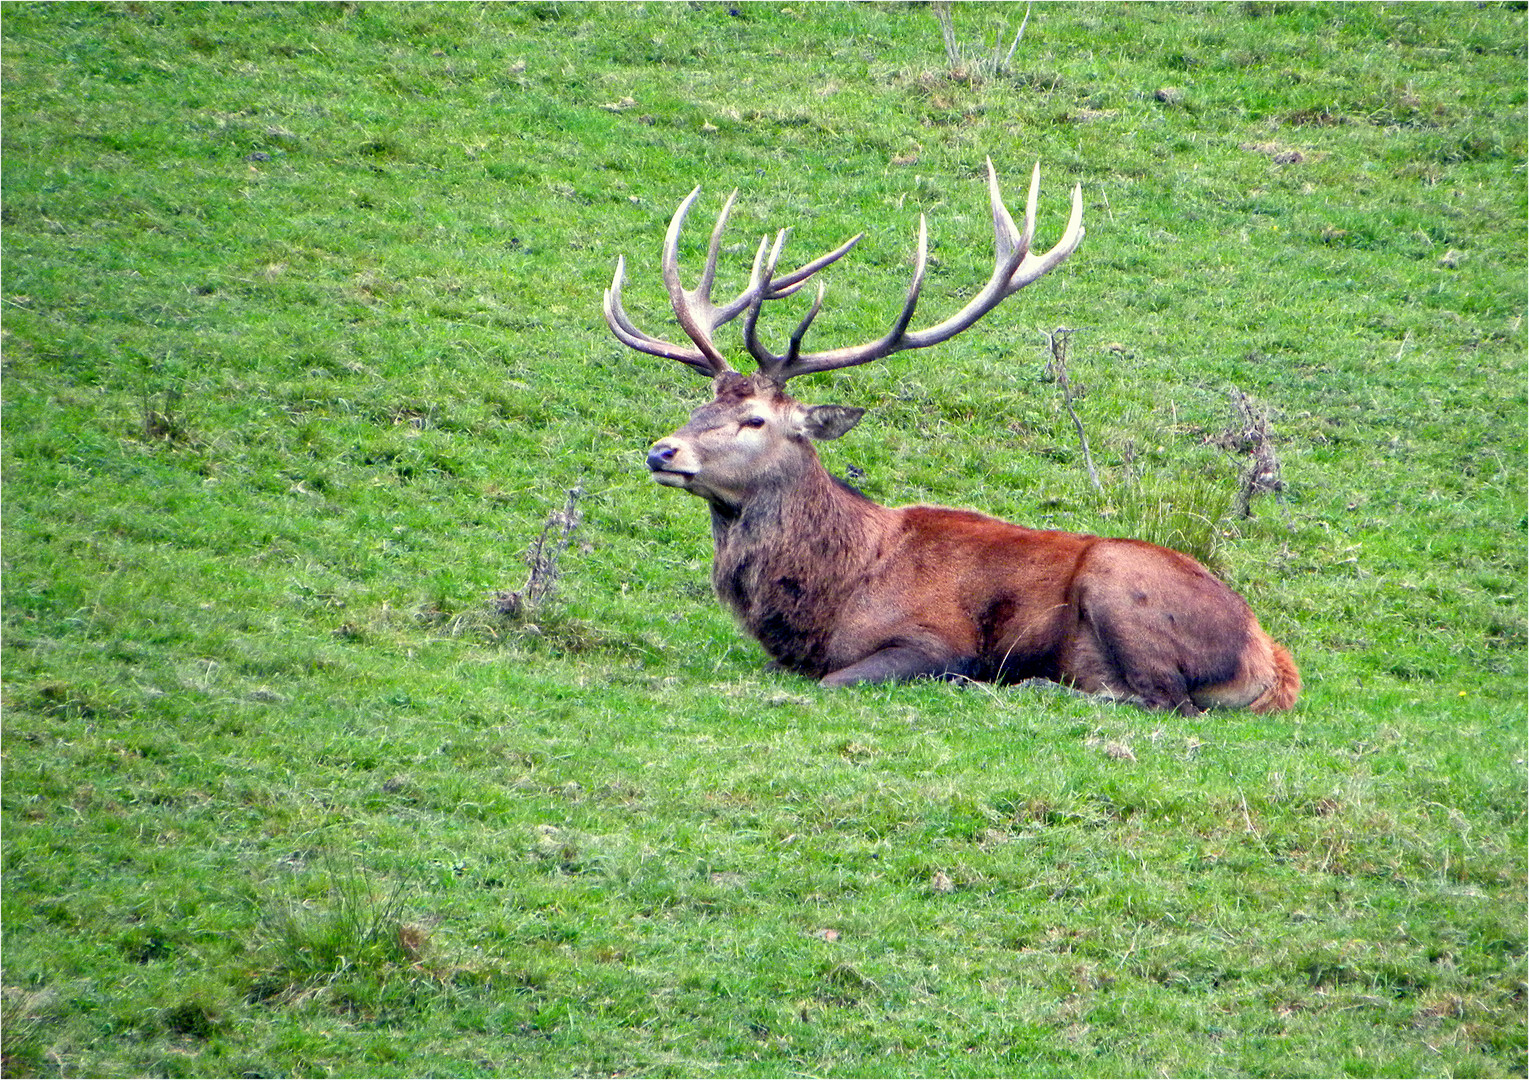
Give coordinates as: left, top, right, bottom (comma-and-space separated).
820, 643, 977, 688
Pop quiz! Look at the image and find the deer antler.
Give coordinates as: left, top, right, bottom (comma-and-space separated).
604, 158, 1083, 382
603, 187, 861, 377
753, 159, 1084, 381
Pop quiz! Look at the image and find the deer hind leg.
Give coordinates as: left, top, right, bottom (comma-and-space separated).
1064, 605, 1202, 714
1189, 629, 1299, 712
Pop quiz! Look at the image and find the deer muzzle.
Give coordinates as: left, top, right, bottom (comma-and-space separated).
646, 441, 694, 486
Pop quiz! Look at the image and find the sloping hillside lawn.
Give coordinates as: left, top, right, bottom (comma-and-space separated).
3, 3, 1524, 1076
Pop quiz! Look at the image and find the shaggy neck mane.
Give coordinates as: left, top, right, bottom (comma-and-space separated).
706, 450, 885, 677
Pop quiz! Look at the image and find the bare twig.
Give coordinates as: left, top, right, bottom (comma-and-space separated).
932, 1, 1032, 81
1001, 2, 1032, 68
1044, 326, 1102, 493
933, 1, 962, 68
1213, 388, 1284, 519
495, 485, 585, 618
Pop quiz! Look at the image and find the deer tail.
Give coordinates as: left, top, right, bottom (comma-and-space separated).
1248, 641, 1301, 713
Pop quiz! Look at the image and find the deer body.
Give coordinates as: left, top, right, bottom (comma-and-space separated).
611, 160, 1299, 713
651, 373, 1298, 713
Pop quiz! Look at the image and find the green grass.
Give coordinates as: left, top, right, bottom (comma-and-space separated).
3, 2, 1524, 1076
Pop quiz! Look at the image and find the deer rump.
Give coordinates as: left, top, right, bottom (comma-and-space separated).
716, 493, 1299, 714
606, 159, 1300, 713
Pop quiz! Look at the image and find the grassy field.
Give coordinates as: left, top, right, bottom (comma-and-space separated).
2, 2, 1525, 1076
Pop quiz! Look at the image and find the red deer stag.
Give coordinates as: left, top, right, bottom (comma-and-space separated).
603, 159, 1299, 714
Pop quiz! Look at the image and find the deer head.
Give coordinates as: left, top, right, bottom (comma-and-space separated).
604, 159, 1085, 509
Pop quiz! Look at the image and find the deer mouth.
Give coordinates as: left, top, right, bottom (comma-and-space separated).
648, 465, 695, 487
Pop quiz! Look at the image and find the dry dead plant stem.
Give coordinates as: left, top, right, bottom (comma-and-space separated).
496, 485, 585, 618
1218, 387, 1285, 519
1045, 326, 1102, 493
933, 1, 1032, 80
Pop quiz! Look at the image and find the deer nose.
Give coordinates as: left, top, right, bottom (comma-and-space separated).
646, 443, 678, 472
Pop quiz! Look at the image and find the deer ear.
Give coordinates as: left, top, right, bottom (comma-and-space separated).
802, 404, 865, 441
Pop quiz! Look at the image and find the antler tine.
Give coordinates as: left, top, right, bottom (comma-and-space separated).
786, 280, 827, 364
603, 190, 734, 375
659, 187, 739, 375
763, 158, 1084, 380
748, 225, 878, 375
1018, 159, 1040, 262
889, 214, 931, 344
767, 229, 864, 296
605, 187, 865, 378
604, 255, 716, 375
989, 158, 1025, 266
740, 237, 782, 366
695, 188, 738, 301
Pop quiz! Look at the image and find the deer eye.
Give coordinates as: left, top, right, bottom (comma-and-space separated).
741, 417, 767, 429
